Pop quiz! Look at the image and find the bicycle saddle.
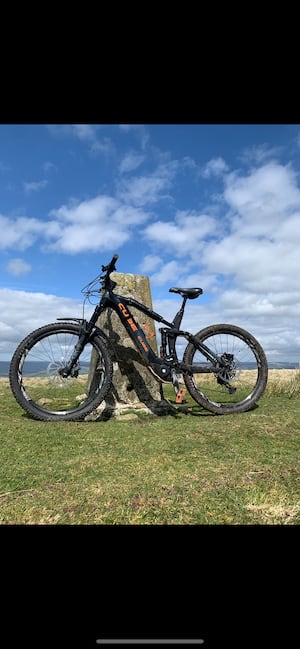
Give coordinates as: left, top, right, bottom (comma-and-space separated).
169, 287, 203, 299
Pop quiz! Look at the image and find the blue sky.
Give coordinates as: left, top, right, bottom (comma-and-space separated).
1, 123, 300, 363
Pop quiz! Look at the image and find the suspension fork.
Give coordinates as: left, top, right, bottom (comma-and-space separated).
58, 320, 94, 378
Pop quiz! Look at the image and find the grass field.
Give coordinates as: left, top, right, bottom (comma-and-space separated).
0, 370, 299, 525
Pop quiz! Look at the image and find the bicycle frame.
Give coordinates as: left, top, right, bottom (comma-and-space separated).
82, 286, 221, 383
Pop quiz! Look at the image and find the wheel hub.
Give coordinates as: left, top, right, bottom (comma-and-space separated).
47, 362, 75, 387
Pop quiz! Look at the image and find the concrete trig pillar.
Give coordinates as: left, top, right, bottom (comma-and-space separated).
86, 272, 174, 420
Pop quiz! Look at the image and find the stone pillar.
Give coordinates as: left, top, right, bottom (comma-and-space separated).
86, 272, 174, 420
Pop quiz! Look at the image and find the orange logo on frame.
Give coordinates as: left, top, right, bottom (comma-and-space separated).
118, 302, 129, 317
138, 336, 149, 352
143, 322, 155, 340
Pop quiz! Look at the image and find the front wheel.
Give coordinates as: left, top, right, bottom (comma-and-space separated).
183, 324, 268, 414
9, 323, 113, 421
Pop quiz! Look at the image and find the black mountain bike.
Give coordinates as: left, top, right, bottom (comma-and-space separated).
9, 254, 268, 421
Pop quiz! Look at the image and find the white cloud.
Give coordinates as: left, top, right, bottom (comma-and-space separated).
139, 255, 162, 273
144, 211, 218, 256
23, 179, 48, 193
141, 159, 300, 363
224, 162, 300, 231
72, 124, 97, 141
47, 124, 114, 156
118, 175, 171, 206
201, 157, 229, 178
0, 195, 150, 254
0, 215, 45, 250
0, 288, 93, 357
6, 258, 32, 276
119, 151, 145, 174
195, 161, 300, 358
90, 138, 115, 156
50, 195, 117, 223
117, 162, 179, 206
149, 260, 183, 286
239, 143, 283, 165
47, 124, 98, 140
47, 196, 149, 253
201, 164, 300, 292
43, 161, 57, 174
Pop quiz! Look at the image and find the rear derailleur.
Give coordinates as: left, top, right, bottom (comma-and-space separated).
216, 353, 237, 394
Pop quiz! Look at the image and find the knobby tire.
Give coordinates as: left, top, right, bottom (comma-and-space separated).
183, 324, 268, 414
9, 323, 113, 421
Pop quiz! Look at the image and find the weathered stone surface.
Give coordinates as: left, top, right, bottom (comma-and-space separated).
86, 272, 174, 420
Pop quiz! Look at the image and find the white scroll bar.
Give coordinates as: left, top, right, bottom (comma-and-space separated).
96, 641, 204, 645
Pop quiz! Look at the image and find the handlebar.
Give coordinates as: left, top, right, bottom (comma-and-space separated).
81, 254, 119, 297
100, 253, 119, 291
101, 253, 119, 274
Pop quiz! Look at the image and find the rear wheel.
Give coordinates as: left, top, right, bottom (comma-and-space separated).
183, 324, 268, 414
9, 322, 113, 421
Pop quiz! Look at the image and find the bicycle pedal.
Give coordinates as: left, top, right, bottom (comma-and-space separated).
175, 388, 186, 404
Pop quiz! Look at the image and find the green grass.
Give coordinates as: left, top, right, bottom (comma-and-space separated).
0, 376, 300, 525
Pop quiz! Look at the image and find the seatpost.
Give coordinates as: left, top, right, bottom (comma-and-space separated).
172, 296, 187, 329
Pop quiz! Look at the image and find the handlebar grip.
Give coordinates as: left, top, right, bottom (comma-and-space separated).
109, 254, 119, 271
101, 254, 119, 273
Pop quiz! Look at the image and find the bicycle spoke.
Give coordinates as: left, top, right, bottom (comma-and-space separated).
183, 324, 268, 414
10, 323, 113, 421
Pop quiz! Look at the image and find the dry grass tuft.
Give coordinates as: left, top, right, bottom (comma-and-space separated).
266, 368, 300, 397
